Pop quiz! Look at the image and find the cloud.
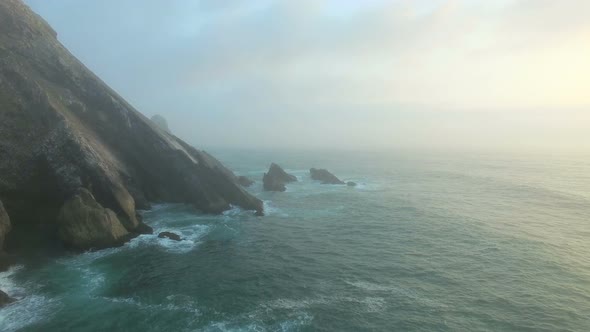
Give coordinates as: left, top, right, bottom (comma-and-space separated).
25, 0, 590, 150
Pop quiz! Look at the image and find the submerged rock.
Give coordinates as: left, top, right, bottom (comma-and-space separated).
237, 176, 254, 187
158, 231, 181, 241
310, 168, 345, 185
0, 289, 15, 307
57, 189, 131, 250
0, 0, 263, 252
263, 163, 297, 192
150, 114, 170, 133
347, 181, 357, 187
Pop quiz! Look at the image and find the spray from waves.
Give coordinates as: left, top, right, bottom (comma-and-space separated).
126, 224, 210, 254
0, 266, 60, 332
263, 200, 289, 217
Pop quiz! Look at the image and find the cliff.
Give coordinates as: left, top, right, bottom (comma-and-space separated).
0, 0, 263, 251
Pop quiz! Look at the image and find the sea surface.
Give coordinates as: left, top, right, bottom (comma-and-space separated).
1, 149, 589, 331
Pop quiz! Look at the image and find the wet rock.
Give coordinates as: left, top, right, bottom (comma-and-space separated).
0, 289, 15, 307
310, 168, 345, 185
263, 163, 297, 192
158, 231, 181, 241
347, 181, 357, 187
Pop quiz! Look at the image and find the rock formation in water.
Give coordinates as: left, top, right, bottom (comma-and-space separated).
263, 163, 297, 192
0, 289, 15, 307
0, 0, 263, 253
237, 176, 254, 187
158, 231, 181, 241
346, 181, 357, 187
310, 168, 345, 185
150, 114, 170, 133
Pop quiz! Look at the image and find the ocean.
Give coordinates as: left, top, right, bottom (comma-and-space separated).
1, 149, 589, 331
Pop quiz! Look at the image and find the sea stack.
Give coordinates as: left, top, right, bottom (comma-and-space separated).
263, 163, 297, 192
0, 0, 263, 252
310, 168, 345, 185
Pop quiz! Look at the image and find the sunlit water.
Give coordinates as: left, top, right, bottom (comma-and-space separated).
1, 149, 589, 331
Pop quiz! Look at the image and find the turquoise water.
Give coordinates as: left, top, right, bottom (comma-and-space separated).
1, 149, 589, 331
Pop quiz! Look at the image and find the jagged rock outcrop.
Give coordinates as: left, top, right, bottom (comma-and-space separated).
0, 0, 263, 252
310, 168, 345, 185
158, 231, 181, 241
237, 176, 254, 187
150, 114, 170, 133
57, 188, 131, 250
0, 289, 15, 307
263, 163, 297, 192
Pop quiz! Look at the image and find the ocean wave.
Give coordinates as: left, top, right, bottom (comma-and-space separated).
263, 200, 288, 217
203, 312, 313, 332
345, 280, 447, 309
264, 295, 386, 314
0, 265, 24, 296
101, 295, 201, 315
127, 224, 210, 254
0, 266, 61, 332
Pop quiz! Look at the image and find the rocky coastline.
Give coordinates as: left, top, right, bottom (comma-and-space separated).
0, 0, 265, 302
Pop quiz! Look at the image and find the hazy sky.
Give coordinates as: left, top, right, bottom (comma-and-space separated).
26, 0, 590, 151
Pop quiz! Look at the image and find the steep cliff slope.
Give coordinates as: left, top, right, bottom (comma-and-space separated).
0, 0, 263, 251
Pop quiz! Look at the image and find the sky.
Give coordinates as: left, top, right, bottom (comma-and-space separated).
25, 0, 590, 151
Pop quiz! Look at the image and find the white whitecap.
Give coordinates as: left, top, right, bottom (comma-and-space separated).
0, 266, 61, 332
263, 200, 288, 217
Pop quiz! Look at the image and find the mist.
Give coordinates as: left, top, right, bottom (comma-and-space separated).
25, 0, 590, 151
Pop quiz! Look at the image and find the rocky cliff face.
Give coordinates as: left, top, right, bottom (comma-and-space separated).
0, 201, 11, 253
0, 0, 263, 251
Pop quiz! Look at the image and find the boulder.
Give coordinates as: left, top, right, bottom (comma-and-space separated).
237, 176, 254, 187
0, 0, 263, 251
158, 231, 181, 241
150, 114, 170, 133
347, 181, 357, 187
263, 163, 297, 192
310, 168, 345, 185
0, 289, 15, 307
57, 188, 132, 250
